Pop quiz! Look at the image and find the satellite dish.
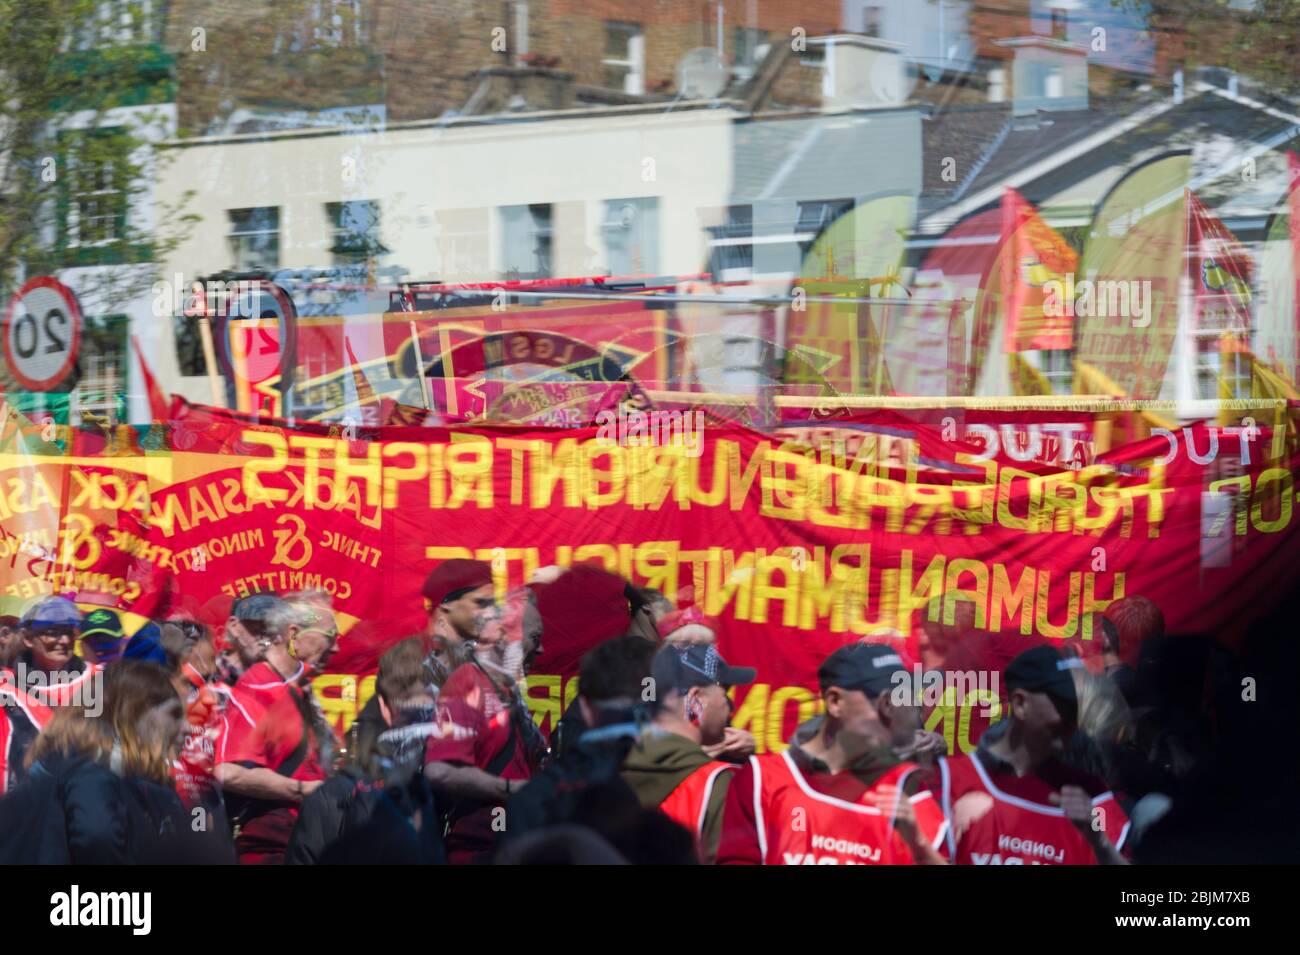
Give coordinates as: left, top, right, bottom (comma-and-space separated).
676, 47, 729, 99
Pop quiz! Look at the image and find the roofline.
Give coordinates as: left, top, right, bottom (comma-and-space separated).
159, 98, 745, 149
918, 93, 1189, 233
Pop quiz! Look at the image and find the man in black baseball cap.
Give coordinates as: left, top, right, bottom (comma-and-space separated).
619, 644, 755, 861
937, 644, 1129, 865
717, 641, 948, 865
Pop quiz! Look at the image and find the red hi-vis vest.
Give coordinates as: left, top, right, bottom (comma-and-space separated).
659, 761, 733, 838
749, 751, 948, 865
939, 753, 1130, 865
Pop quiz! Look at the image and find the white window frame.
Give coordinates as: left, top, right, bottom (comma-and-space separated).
67, 139, 124, 249
603, 21, 645, 95
227, 207, 281, 271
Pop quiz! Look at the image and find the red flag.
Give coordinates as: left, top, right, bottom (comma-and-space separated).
1186, 192, 1252, 339
343, 335, 378, 407
1000, 188, 1079, 352
132, 335, 169, 422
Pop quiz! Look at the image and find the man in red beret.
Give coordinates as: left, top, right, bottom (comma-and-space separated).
421, 559, 496, 686
349, 559, 495, 766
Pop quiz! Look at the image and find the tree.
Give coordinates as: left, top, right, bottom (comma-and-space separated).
1115, 0, 1300, 93
0, 0, 192, 316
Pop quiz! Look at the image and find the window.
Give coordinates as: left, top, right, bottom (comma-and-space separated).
76, 315, 129, 423
863, 5, 885, 39
500, 204, 553, 279
603, 22, 645, 95
327, 200, 384, 267
73, 1, 154, 50
228, 207, 280, 271
64, 130, 127, 249
796, 199, 853, 262
313, 0, 364, 46
1040, 349, 1073, 394
602, 198, 660, 276
733, 28, 770, 78
707, 205, 754, 279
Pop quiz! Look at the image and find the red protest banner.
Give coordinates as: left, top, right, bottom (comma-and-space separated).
3, 398, 1298, 754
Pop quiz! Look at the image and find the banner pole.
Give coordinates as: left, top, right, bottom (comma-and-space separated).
197, 317, 225, 408
409, 320, 431, 410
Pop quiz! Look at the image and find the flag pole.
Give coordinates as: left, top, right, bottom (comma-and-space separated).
409, 320, 431, 410
198, 317, 225, 408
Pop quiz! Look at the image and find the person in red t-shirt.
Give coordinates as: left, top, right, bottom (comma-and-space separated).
939, 645, 1129, 865
215, 594, 340, 864
160, 620, 228, 809
717, 643, 948, 865
424, 586, 546, 864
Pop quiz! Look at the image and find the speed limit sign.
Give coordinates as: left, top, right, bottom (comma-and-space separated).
3, 277, 83, 391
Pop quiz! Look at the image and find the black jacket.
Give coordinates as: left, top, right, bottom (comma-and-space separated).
0, 752, 234, 864
287, 720, 446, 865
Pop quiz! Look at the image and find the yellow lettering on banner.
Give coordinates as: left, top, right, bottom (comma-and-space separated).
851, 473, 906, 533
98, 475, 126, 509
707, 549, 755, 619
1208, 475, 1251, 535
497, 438, 536, 506
766, 685, 817, 754
731, 683, 770, 752
313, 674, 357, 732
563, 676, 580, 713
474, 546, 528, 595
996, 466, 1040, 531
800, 545, 860, 632
525, 674, 562, 731
727, 440, 764, 510
898, 550, 945, 624
957, 690, 1002, 754
677, 548, 714, 604
581, 442, 626, 509
242, 431, 289, 502
31, 474, 57, 511
1251, 468, 1292, 532
446, 437, 493, 508
1136, 465, 1173, 536
944, 559, 988, 629
427, 442, 446, 507
807, 458, 852, 528
752, 551, 798, 626
634, 541, 679, 595
425, 545, 473, 562
292, 435, 337, 509
59, 514, 101, 571
762, 443, 809, 521
1034, 569, 1082, 639
905, 484, 955, 535
990, 563, 1036, 635
334, 440, 382, 509
531, 438, 581, 508
572, 543, 617, 571
1080, 571, 1124, 640
849, 567, 899, 636
687, 447, 727, 507
1041, 475, 1085, 533
953, 460, 996, 534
